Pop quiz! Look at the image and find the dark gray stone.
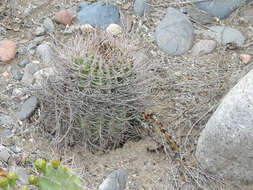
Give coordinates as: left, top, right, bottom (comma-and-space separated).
18, 60, 29, 68
98, 169, 127, 190
17, 96, 38, 121
133, 0, 150, 17
155, 8, 194, 56
11, 69, 23, 81
196, 68, 253, 183
194, 0, 252, 19
77, 2, 120, 28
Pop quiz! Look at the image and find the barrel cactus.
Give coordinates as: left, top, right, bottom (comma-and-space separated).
36, 32, 162, 151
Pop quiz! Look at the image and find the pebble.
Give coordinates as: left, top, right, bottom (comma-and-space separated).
0, 145, 10, 162
33, 67, 56, 86
133, 0, 150, 17
240, 54, 251, 64
0, 40, 16, 62
43, 18, 55, 33
11, 69, 23, 81
155, 8, 194, 55
54, 9, 72, 25
77, 2, 120, 28
35, 27, 46, 36
17, 96, 38, 121
98, 169, 128, 190
191, 40, 216, 56
18, 60, 29, 68
106, 24, 122, 36
36, 43, 53, 64
21, 62, 41, 85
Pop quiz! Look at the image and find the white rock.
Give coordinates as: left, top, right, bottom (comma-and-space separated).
106, 24, 122, 36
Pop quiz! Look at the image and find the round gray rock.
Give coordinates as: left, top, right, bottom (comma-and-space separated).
155, 8, 194, 56
133, 0, 150, 17
196, 68, 253, 183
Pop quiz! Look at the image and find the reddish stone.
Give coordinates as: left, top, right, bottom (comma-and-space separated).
54, 10, 72, 25
240, 54, 251, 64
0, 40, 16, 62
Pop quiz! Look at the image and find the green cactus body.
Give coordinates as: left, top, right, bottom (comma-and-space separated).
0, 171, 18, 190
30, 159, 83, 190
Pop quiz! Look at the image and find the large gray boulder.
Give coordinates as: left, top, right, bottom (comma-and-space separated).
155, 8, 193, 56
196, 69, 253, 183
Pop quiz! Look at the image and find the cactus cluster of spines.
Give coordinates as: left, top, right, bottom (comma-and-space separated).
74, 50, 134, 90
0, 159, 82, 190
73, 48, 139, 147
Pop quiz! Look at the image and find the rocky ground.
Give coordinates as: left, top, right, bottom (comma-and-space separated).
1, 0, 253, 189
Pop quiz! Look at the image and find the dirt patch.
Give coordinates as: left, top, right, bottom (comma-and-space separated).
1, 0, 253, 189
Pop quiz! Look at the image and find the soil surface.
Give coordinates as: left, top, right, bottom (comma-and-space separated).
1, 0, 253, 189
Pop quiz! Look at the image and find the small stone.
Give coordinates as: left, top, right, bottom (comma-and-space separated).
21, 62, 40, 85
0, 146, 10, 162
18, 60, 29, 68
36, 43, 53, 64
43, 18, 55, 33
133, 0, 150, 17
33, 67, 57, 86
240, 54, 251, 64
17, 96, 38, 121
2, 71, 9, 78
24, 62, 40, 74
191, 40, 216, 56
11, 69, 23, 81
0, 40, 16, 62
155, 8, 194, 55
54, 9, 72, 25
35, 27, 46, 36
106, 24, 122, 36
98, 169, 127, 190
80, 24, 95, 33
